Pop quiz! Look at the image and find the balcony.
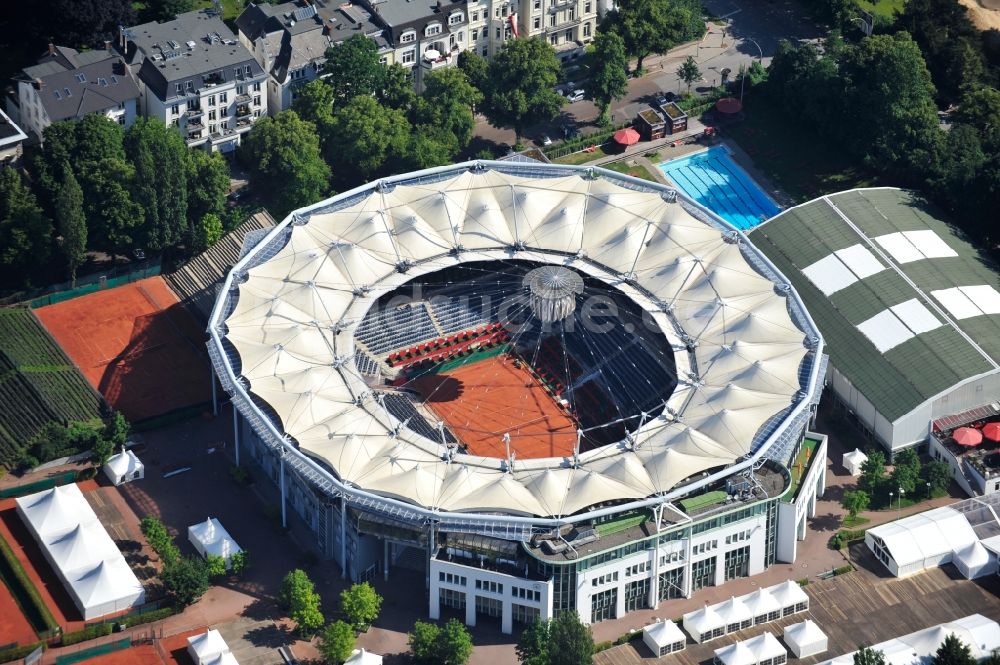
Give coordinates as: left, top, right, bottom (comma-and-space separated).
235, 93, 252, 104
184, 107, 203, 118
236, 104, 252, 117
185, 131, 205, 145
421, 50, 452, 69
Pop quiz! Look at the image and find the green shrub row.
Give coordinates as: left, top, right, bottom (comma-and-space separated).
140, 517, 180, 565
0, 533, 60, 633
828, 528, 867, 550
61, 623, 113, 646
833, 565, 854, 576
0, 640, 45, 664
594, 640, 614, 653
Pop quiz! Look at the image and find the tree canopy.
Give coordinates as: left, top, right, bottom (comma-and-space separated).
854, 647, 887, 665
328, 95, 410, 182
586, 32, 629, 125
161, 556, 210, 607
481, 38, 565, 141
55, 168, 87, 284
278, 569, 325, 636
932, 634, 976, 665
601, 0, 704, 72
548, 611, 594, 665
408, 619, 473, 665
339, 582, 383, 631
516, 619, 550, 665
318, 621, 355, 665
323, 35, 386, 103
0, 168, 52, 287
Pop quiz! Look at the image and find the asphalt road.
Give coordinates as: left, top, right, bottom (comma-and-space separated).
470, 0, 824, 150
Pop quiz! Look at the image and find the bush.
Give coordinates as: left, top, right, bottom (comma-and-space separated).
140, 516, 180, 565
594, 640, 615, 653
834, 565, 854, 576
0, 533, 60, 632
122, 606, 176, 628
614, 631, 643, 645
0, 641, 45, 664
61, 623, 113, 646
797, 578, 810, 586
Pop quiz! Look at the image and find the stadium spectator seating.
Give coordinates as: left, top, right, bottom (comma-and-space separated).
379, 392, 457, 443
355, 303, 439, 355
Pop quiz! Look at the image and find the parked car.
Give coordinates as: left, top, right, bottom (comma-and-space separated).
132, 248, 146, 261
568, 89, 586, 102
655, 92, 678, 107
537, 134, 552, 146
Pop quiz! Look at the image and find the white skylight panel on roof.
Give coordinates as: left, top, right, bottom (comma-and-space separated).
801, 254, 858, 296
834, 244, 884, 279
890, 298, 941, 334
856, 310, 914, 353
904, 230, 958, 259
874, 232, 924, 263
959, 285, 1000, 315
932, 287, 983, 319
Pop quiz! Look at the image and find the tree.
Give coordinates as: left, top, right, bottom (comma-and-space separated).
408, 619, 473, 665
144, 0, 196, 23
602, 0, 704, 72
186, 150, 230, 227
327, 96, 410, 183
292, 79, 335, 130
0, 168, 52, 286
55, 168, 87, 284
854, 647, 887, 665
933, 634, 976, 665
78, 158, 142, 256
482, 38, 565, 143
457, 50, 489, 95
229, 550, 249, 576
205, 554, 227, 579
586, 31, 629, 125
161, 556, 210, 607
103, 411, 129, 448
841, 490, 870, 520
318, 621, 355, 664
416, 67, 481, 151
920, 460, 952, 496
516, 619, 550, 665
239, 111, 331, 217
339, 582, 383, 631
548, 610, 594, 665
278, 569, 324, 636
859, 449, 887, 494
677, 55, 701, 93
91, 435, 114, 468
379, 63, 417, 111
322, 35, 385, 103
43, 0, 135, 49
193, 213, 223, 251
125, 118, 189, 250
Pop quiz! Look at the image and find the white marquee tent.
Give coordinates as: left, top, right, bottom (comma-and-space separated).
188, 518, 242, 568
718, 596, 754, 632
952, 540, 997, 580
344, 649, 383, 665
643, 620, 687, 657
865, 506, 979, 577
771, 580, 810, 615
744, 587, 782, 625
103, 449, 144, 486
842, 449, 868, 476
715, 632, 787, 665
15, 484, 144, 620
816, 615, 1000, 665
685, 604, 727, 643
187, 629, 236, 665
685, 580, 810, 643
784, 620, 828, 658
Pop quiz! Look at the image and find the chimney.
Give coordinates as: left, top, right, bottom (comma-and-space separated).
47, 43, 55, 56
33, 78, 43, 90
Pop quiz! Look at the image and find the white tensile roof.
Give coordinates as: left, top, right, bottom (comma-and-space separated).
744, 587, 781, 617
644, 619, 686, 648
189, 518, 242, 561
221, 166, 815, 517
187, 629, 231, 665
16, 484, 86, 537
66, 558, 143, 612
867, 507, 978, 569
717, 596, 753, 625
815, 615, 1000, 665
715, 633, 785, 665
771, 580, 809, 608
784, 619, 828, 657
684, 604, 726, 636
104, 449, 143, 480
344, 649, 383, 665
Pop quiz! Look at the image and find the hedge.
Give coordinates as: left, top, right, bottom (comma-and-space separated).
61, 623, 113, 646
0, 641, 45, 664
122, 606, 176, 627
833, 565, 854, 576
0, 533, 60, 633
594, 640, 614, 653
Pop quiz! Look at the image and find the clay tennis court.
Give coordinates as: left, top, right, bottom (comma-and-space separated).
35, 277, 211, 421
0, 578, 36, 647
411, 353, 578, 459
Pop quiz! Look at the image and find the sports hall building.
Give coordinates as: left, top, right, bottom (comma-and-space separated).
207, 161, 827, 632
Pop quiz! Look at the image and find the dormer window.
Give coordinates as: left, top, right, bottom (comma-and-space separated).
449, 11, 463, 25
400, 30, 416, 43
425, 22, 442, 36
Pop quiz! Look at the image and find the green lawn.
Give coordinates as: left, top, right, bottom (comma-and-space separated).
857, 0, 906, 18
842, 515, 870, 528
601, 161, 658, 182
193, 0, 244, 20
553, 146, 613, 165
724, 94, 879, 203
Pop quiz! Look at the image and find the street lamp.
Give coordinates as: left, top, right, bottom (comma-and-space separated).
889, 491, 893, 511
747, 37, 763, 61
926, 481, 932, 499
898, 488, 904, 512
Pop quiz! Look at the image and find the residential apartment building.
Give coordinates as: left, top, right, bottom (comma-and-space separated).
359, 0, 469, 91
236, 1, 392, 114
517, 0, 597, 62
0, 108, 28, 166
10, 45, 140, 142
120, 9, 269, 152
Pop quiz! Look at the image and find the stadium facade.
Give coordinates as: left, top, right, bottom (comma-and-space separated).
207, 161, 828, 632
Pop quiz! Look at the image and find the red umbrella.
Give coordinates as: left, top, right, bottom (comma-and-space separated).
613, 127, 641, 146
953, 427, 983, 447
715, 97, 743, 114
982, 422, 1000, 443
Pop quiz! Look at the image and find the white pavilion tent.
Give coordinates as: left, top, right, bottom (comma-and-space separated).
784, 620, 828, 658
187, 629, 235, 665
685, 604, 727, 643
842, 449, 868, 476
771, 580, 810, 616
15, 484, 144, 620
952, 540, 997, 579
717, 596, 754, 632
643, 620, 687, 657
744, 587, 782, 625
103, 448, 144, 486
865, 507, 978, 577
188, 518, 242, 568
344, 649, 383, 665
715, 633, 787, 665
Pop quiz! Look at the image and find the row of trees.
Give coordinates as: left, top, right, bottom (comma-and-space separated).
516, 611, 595, 665
0, 115, 230, 289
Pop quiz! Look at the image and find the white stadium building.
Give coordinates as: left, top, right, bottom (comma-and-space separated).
207, 161, 828, 632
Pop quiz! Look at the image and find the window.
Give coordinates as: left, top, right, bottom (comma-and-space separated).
533, 16, 540, 29
209, 110, 217, 121
209, 123, 217, 134
402, 49, 415, 64
565, 28, 573, 40
482, 47, 488, 56
590, 588, 616, 623
171, 104, 180, 115
176, 83, 183, 95
221, 106, 229, 117
691, 557, 716, 592
475, 596, 502, 618
75, 73, 86, 83
379, 55, 388, 65
472, 10, 479, 21
425, 22, 442, 36
583, 22, 591, 36
220, 92, 228, 104
439, 588, 466, 609
253, 95, 260, 106
569, 7, 575, 19
590, 572, 618, 587
625, 562, 649, 577
401, 30, 416, 43
245, 65, 251, 76
186, 81, 193, 91
534, 0, 541, 9
474, 580, 503, 594
118, 115, 126, 126
512, 604, 540, 625
496, 27, 501, 39
253, 82, 261, 92
438, 572, 467, 586
472, 28, 479, 40
624, 578, 649, 612
494, 7, 500, 17
449, 11, 463, 25
585, 0, 591, 11
658, 567, 684, 601
208, 95, 216, 106
549, 15, 556, 27
512, 586, 541, 602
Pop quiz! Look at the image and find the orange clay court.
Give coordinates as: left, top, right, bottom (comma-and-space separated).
411, 353, 578, 459
0, 577, 36, 648
35, 277, 211, 422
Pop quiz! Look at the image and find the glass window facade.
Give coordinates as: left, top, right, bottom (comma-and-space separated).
591, 587, 616, 623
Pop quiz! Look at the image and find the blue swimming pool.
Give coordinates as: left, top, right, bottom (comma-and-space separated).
658, 146, 781, 230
